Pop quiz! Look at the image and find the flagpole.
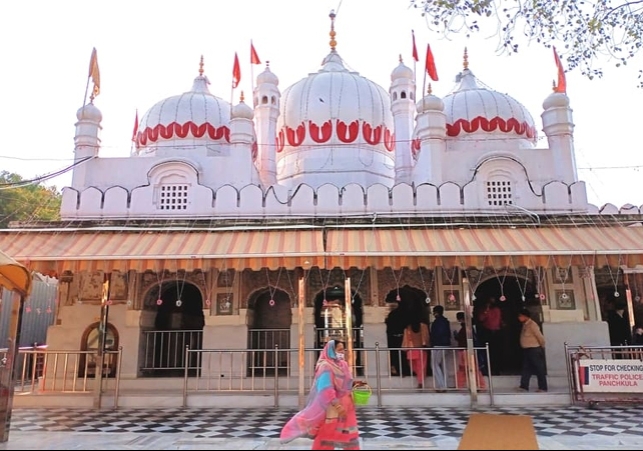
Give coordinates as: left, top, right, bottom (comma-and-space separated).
250, 41, 256, 101
422, 44, 428, 107
82, 75, 90, 109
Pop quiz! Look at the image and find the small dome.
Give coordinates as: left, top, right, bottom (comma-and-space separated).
232, 97, 254, 120
442, 68, 537, 143
391, 60, 414, 81
76, 103, 102, 122
135, 70, 231, 153
416, 94, 444, 113
543, 91, 570, 110
257, 65, 279, 86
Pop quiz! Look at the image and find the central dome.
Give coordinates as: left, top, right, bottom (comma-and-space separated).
276, 51, 395, 188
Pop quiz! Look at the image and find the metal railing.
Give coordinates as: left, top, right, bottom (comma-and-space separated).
1, 347, 122, 394
247, 328, 290, 376
141, 330, 203, 376
181, 343, 492, 407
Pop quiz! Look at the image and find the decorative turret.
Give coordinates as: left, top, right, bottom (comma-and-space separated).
390, 55, 416, 184
72, 101, 102, 189
411, 84, 446, 184
254, 61, 280, 187
230, 92, 261, 185
541, 82, 577, 182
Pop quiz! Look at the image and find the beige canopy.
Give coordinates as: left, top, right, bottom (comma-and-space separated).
0, 249, 31, 296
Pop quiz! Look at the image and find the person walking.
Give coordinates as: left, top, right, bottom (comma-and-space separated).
402, 319, 429, 388
476, 297, 503, 375
517, 308, 547, 392
430, 305, 451, 392
280, 340, 364, 450
454, 311, 487, 390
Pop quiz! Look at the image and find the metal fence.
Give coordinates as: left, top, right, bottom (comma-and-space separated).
141, 330, 203, 376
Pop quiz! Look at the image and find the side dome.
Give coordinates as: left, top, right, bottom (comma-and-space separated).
134, 65, 231, 156
443, 68, 537, 146
276, 51, 396, 188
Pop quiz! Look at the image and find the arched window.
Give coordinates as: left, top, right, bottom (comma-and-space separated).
401, 91, 407, 99
486, 180, 513, 206
79, 322, 119, 378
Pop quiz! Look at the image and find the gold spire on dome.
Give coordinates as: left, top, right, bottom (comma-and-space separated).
552, 79, 557, 92
199, 55, 204, 76
428, 83, 433, 95
329, 9, 337, 51
240, 91, 245, 102
399, 54, 403, 63
463, 47, 469, 70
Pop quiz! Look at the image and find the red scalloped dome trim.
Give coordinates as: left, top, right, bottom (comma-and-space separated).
446, 116, 536, 140
276, 120, 395, 152
136, 121, 230, 147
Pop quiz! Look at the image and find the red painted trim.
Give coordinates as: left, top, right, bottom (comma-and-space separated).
446, 116, 536, 140
136, 121, 231, 146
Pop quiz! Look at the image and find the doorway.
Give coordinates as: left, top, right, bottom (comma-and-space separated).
384, 285, 430, 377
474, 275, 539, 375
247, 288, 291, 376
143, 280, 205, 377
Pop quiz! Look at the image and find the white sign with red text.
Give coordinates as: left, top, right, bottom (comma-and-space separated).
576, 359, 643, 393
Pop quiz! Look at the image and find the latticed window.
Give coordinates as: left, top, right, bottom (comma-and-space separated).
158, 184, 189, 210
486, 180, 513, 206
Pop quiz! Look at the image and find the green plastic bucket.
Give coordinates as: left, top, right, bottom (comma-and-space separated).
352, 385, 372, 405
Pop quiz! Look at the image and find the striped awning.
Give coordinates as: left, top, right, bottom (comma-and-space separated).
0, 229, 324, 274
0, 248, 32, 295
325, 226, 643, 269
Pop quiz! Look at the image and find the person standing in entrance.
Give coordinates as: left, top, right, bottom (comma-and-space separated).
430, 305, 451, 392
517, 308, 547, 392
402, 319, 430, 388
477, 297, 502, 375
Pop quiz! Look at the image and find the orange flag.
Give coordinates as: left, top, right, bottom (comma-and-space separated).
425, 44, 438, 81
411, 30, 418, 62
553, 47, 566, 93
88, 47, 100, 97
250, 41, 261, 65
232, 52, 241, 88
131, 110, 139, 142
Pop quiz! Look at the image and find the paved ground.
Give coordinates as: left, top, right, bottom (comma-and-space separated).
1, 405, 642, 449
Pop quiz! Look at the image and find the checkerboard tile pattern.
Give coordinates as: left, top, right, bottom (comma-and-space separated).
7, 406, 643, 439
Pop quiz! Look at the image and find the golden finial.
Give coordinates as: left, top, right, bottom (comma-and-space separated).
463, 47, 469, 70
329, 9, 337, 51
240, 91, 245, 102
399, 54, 403, 63
266, 60, 270, 68
199, 55, 204, 76
428, 83, 433, 95
552, 79, 557, 92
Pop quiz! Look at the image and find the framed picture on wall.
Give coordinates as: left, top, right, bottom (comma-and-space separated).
444, 290, 460, 311
555, 290, 575, 310
216, 293, 233, 315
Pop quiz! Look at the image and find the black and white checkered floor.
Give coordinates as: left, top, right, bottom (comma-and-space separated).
8, 405, 643, 439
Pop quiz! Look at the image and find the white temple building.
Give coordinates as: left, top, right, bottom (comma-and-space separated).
1, 12, 642, 408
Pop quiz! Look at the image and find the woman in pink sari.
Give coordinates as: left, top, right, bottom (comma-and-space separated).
280, 340, 361, 450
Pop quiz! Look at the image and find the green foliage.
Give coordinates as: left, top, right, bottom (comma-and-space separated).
0, 171, 61, 228
412, 0, 643, 86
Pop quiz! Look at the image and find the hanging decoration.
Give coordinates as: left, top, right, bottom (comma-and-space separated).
176, 299, 182, 307
491, 264, 508, 302
156, 298, 163, 306
318, 267, 333, 305
199, 269, 213, 310
389, 267, 405, 302
605, 255, 622, 298
418, 265, 436, 304
265, 267, 284, 308
511, 260, 530, 303
175, 266, 188, 309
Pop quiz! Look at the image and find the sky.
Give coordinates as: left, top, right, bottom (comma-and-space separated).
1, 0, 642, 208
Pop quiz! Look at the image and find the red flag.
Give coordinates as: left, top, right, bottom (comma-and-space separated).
553, 47, 566, 93
411, 30, 418, 62
232, 52, 241, 88
250, 41, 261, 65
425, 44, 438, 81
131, 110, 139, 142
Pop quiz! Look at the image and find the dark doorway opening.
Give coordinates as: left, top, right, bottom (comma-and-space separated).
384, 285, 431, 377
247, 288, 291, 376
146, 281, 204, 377
474, 275, 539, 375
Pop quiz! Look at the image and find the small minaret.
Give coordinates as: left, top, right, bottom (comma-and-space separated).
253, 61, 280, 187
72, 99, 102, 189
411, 83, 446, 185
390, 55, 416, 184
542, 81, 577, 182
230, 92, 261, 185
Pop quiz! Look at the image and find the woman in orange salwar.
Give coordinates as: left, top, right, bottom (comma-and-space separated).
280, 340, 362, 450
